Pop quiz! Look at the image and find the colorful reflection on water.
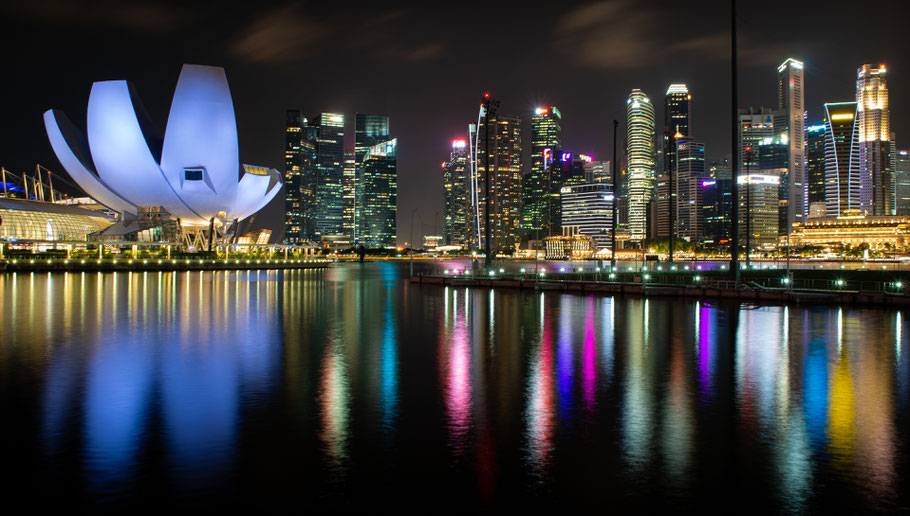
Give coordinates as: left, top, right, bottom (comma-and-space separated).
1, 263, 909, 511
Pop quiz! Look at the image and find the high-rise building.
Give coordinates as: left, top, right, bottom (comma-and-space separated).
284, 110, 317, 243
897, 150, 910, 215
524, 106, 561, 241
657, 84, 691, 239
478, 112, 522, 252
588, 159, 611, 183
443, 139, 470, 247
738, 108, 776, 173
313, 113, 345, 239
358, 138, 397, 247
758, 133, 790, 232
342, 151, 355, 239
701, 178, 732, 244
560, 183, 614, 249
856, 64, 893, 215
807, 124, 827, 211
675, 138, 706, 241
353, 114, 391, 242
709, 158, 731, 180
824, 102, 861, 217
738, 174, 780, 249
776, 58, 807, 226
625, 89, 656, 242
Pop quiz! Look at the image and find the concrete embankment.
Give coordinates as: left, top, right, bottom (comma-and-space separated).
1, 258, 332, 273
409, 275, 910, 307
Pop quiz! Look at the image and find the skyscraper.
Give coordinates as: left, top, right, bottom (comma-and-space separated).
358, 138, 397, 247
442, 139, 470, 247
897, 150, 910, 215
625, 89, 656, 242
675, 138, 706, 241
657, 84, 691, 240
524, 106, 561, 241
354, 114, 391, 242
342, 151, 355, 239
284, 110, 316, 243
737, 108, 776, 174
314, 113, 345, 238
738, 174, 780, 249
776, 58, 807, 227
478, 112, 522, 252
824, 102, 861, 217
806, 124, 827, 212
758, 133, 789, 231
561, 183, 614, 249
856, 64, 893, 215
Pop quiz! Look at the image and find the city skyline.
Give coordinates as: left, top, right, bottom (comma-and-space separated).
1, 0, 907, 243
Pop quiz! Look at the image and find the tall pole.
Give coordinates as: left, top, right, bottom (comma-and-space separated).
410, 207, 417, 277
1, 167, 7, 197
669, 137, 675, 265
730, 0, 741, 281
611, 120, 618, 271
47, 170, 55, 203
745, 149, 752, 269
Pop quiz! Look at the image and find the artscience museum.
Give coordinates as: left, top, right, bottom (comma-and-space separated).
44, 64, 281, 232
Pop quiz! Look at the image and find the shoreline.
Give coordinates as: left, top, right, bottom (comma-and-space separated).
0, 258, 332, 273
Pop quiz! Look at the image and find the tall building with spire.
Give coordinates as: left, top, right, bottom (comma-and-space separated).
776, 58, 807, 228
524, 106, 561, 242
442, 138, 470, 247
824, 102, 861, 217
625, 89, 657, 242
856, 63, 893, 215
657, 84, 691, 240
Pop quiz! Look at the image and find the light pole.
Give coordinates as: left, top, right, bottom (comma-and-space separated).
410, 207, 418, 277
730, 0, 741, 282
611, 119, 618, 272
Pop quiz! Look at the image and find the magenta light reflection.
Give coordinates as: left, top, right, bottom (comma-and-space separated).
445, 291, 473, 456
582, 296, 598, 415
525, 303, 556, 478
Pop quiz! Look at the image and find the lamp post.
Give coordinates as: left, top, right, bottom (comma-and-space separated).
611, 119, 618, 272
729, 0, 741, 282
410, 207, 418, 277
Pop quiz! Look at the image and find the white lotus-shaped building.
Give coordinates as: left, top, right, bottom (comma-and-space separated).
44, 64, 281, 225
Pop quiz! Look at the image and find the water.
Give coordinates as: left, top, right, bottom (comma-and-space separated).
1, 263, 908, 511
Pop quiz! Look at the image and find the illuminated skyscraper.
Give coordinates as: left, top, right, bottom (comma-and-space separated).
675, 138, 706, 241
625, 89, 656, 242
824, 102, 861, 217
478, 112, 522, 252
284, 110, 316, 243
897, 150, 910, 215
358, 138, 397, 247
776, 58, 807, 226
657, 84, 691, 240
443, 139, 470, 246
314, 112, 345, 238
856, 64, 893, 214
353, 114, 391, 242
524, 106, 561, 241
738, 174, 780, 248
342, 151, 355, 238
561, 183, 614, 249
806, 124, 827, 210
738, 107, 776, 173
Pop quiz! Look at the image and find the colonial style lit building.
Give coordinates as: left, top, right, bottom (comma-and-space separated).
545, 226, 596, 260
788, 213, 910, 250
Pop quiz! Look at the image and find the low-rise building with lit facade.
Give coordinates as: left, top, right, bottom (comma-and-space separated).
544, 226, 595, 260
788, 213, 910, 250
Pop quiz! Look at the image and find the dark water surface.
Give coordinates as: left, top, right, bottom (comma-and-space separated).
1, 263, 909, 511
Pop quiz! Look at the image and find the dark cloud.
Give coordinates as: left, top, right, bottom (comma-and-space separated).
1, 0, 192, 32
230, 2, 328, 64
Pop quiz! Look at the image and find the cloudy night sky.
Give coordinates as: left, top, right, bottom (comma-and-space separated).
1, 0, 905, 243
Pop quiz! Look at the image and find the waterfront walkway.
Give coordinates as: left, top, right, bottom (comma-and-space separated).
0, 257, 332, 273
410, 269, 910, 306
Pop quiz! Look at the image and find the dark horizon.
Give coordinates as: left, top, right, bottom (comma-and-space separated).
1, 0, 905, 243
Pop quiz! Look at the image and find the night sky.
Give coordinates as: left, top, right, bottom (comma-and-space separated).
1, 0, 905, 243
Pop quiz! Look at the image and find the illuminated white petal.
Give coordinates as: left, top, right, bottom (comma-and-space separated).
86, 80, 200, 220
231, 166, 282, 221
44, 109, 137, 214
159, 65, 240, 220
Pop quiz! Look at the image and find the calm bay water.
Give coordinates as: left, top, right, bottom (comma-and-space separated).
1, 262, 909, 511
